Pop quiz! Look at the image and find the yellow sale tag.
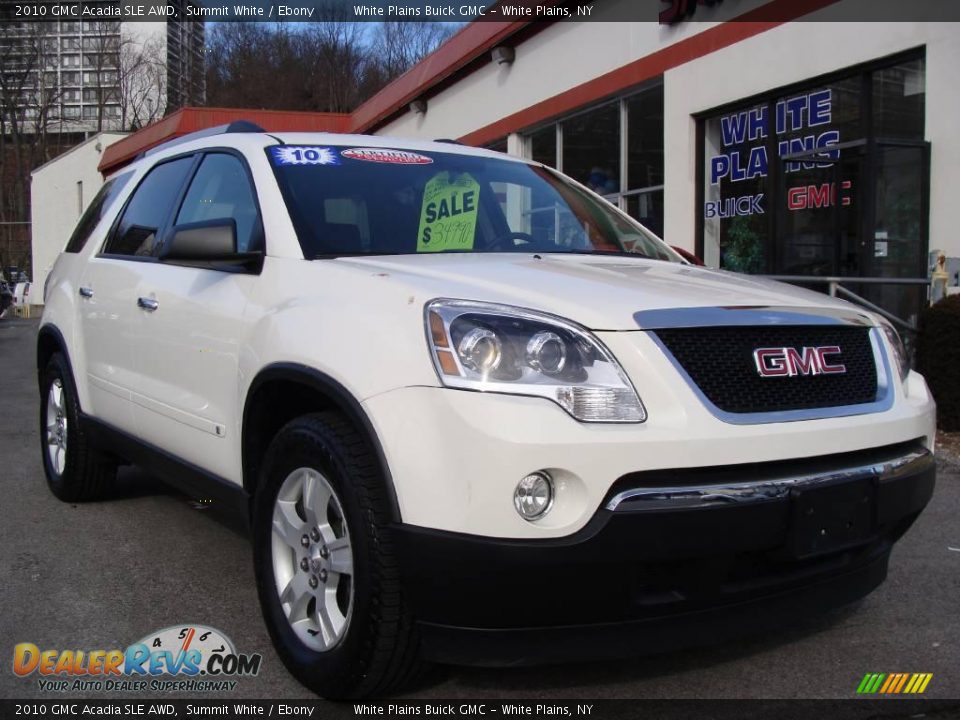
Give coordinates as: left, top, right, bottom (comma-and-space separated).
417, 172, 480, 253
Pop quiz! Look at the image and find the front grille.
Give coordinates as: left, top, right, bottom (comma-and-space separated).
653, 326, 878, 414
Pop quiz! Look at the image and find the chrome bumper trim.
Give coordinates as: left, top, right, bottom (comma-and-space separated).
606, 447, 933, 511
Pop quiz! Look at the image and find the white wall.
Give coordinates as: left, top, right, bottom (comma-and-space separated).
375, 0, 771, 141
30, 133, 126, 301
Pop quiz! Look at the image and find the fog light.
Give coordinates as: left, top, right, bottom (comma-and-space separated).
514, 472, 554, 521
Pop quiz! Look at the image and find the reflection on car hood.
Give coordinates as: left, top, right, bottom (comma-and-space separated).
332, 253, 861, 331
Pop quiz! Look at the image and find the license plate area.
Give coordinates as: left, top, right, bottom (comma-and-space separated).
789, 478, 876, 559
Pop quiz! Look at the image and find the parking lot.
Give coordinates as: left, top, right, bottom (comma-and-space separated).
1, 316, 958, 702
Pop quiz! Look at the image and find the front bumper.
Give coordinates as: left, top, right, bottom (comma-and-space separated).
392, 442, 934, 666
363, 367, 935, 538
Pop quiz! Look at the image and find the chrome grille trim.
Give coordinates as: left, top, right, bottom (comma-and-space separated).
633, 306, 875, 330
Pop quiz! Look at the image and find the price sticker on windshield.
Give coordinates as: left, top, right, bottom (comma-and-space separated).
417, 172, 480, 253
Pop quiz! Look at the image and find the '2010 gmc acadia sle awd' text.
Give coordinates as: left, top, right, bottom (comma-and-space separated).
38, 123, 936, 698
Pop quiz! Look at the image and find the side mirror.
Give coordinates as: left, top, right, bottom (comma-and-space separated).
160, 219, 261, 269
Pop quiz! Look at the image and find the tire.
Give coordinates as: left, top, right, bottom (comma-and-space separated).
40, 352, 117, 501
252, 412, 422, 699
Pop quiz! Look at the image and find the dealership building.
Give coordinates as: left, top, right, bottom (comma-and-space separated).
32, 0, 960, 326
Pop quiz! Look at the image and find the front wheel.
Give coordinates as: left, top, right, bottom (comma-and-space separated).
252, 412, 422, 699
40, 352, 116, 501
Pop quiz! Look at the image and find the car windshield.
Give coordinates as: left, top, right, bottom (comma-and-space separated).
267, 145, 678, 261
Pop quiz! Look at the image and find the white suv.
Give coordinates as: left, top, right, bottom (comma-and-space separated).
39, 123, 936, 698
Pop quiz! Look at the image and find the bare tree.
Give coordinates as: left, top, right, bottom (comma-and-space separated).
79, 22, 116, 132
205, 21, 457, 114
80, 22, 167, 132
0, 22, 75, 273
298, 8, 368, 112
0, 20, 170, 273
1, 23, 41, 214
205, 23, 283, 109
118, 29, 166, 130
367, 22, 455, 81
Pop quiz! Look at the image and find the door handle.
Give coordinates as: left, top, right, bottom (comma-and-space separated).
137, 297, 159, 311
78, 287, 93, 298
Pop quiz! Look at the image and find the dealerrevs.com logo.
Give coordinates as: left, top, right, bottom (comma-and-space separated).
13, 625, 262, 693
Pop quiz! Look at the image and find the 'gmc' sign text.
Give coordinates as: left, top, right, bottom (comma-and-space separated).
753, 346, 847, 378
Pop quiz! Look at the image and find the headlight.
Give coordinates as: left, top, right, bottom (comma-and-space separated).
878, 317, 910, 381
425, 299, 646, 423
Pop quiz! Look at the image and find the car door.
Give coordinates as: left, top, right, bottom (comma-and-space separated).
130, 151, 263, 482
77, 157, 195, 431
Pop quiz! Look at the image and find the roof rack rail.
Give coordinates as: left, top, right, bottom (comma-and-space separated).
139, 121, 267, 160
433, 138, 464, 145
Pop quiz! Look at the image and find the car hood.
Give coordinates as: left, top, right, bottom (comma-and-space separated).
332, 253, 864, 331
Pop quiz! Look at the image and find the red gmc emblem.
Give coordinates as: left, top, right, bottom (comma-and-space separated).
753, 346, 847, 377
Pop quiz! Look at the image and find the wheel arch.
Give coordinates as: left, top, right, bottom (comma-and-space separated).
37, 324, 78, 398
242, 363, 402, 523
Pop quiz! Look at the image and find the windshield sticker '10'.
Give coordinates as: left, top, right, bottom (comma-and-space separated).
270, 146, 340, 166
417, 172, 480, 253
341, 148, 433, 165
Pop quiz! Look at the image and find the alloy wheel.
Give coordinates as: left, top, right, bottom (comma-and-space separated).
271, 467, 354, 651
46, 378, 68, 475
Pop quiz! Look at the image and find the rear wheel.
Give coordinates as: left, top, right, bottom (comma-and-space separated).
40, 352, 117, 501
252, 412, 422, 698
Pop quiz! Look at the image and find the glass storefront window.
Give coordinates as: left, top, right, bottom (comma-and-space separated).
627, 85, 664, 190
625, 190, 664, 239
486, 138, 508, 154
522, 84, 664, 239
777, 76, 860, 173
702, 103, 768, 272
699, 53, 928, 323
873, 58, 925, 140
773, 77, 860, 278
529, 126, 557, 168
871, 145, 927, 325
561, 102, 620, 194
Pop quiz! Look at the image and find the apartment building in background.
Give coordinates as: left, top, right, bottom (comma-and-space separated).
0, 19, 205, 135
166, 17, 206, 112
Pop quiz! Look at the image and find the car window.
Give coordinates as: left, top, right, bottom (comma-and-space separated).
103, 157, 194, 257
268, 145, 679, 262
487, 179, 623, 250
65, 172, 132, 253
175, 153, 262, 252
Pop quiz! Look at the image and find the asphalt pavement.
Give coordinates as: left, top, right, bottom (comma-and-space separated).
1, 317, 958, 703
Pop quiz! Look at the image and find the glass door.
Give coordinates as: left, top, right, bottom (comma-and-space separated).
864, 142, 930, 326
774, 140, 928, 326
774, 144, 865, 279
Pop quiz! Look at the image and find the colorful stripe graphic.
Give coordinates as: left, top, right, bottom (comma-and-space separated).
857, 673, 933, 694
